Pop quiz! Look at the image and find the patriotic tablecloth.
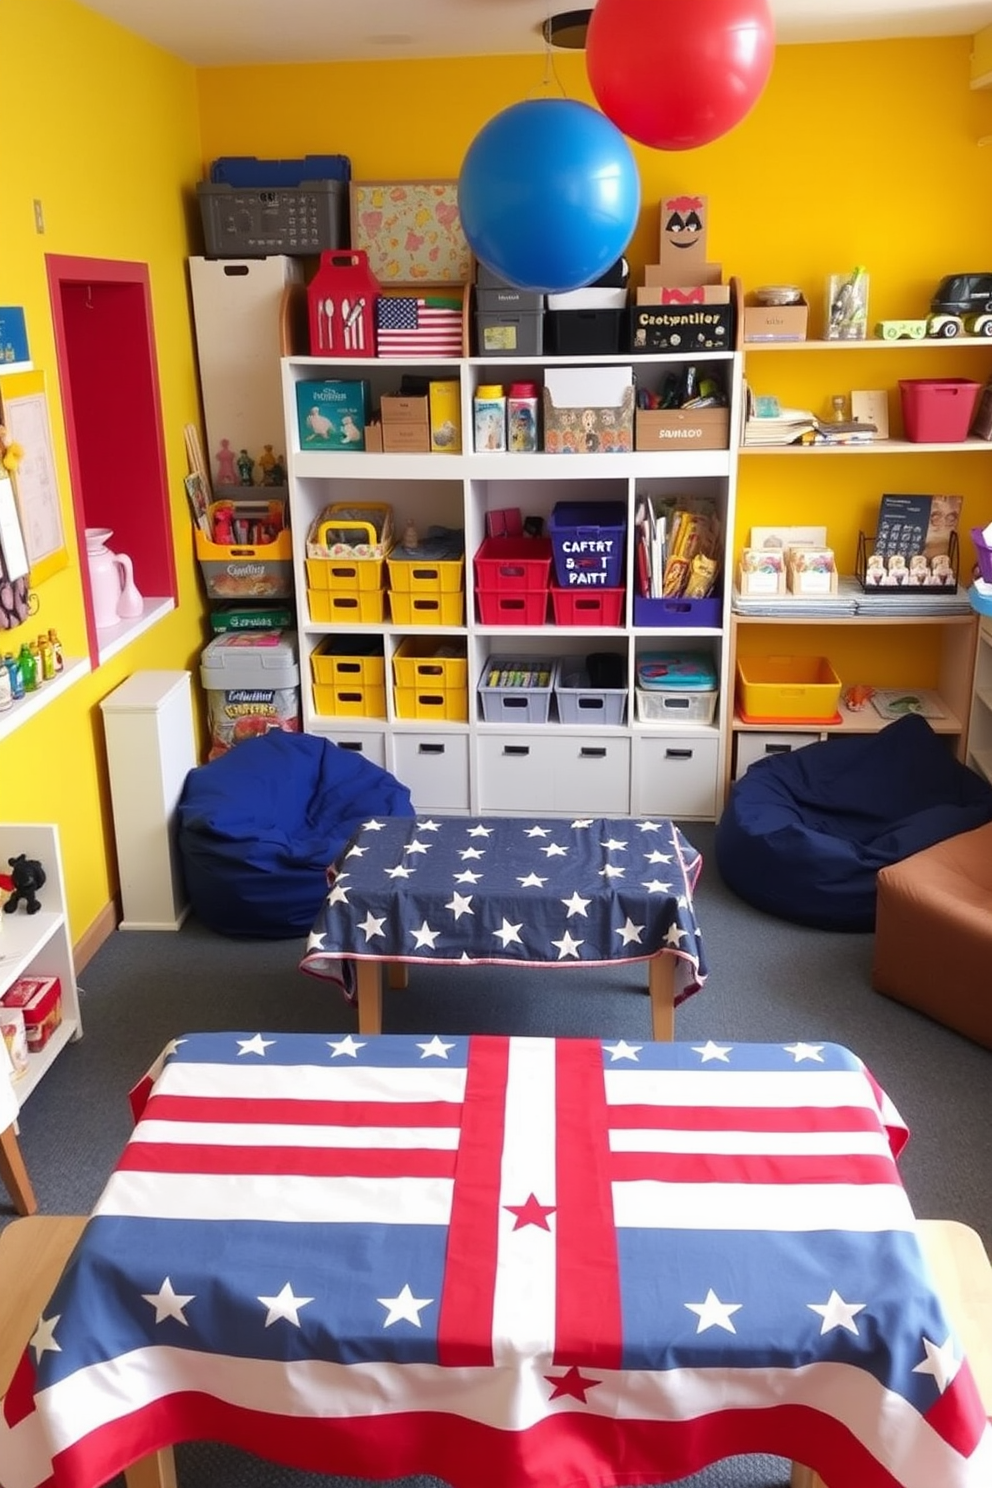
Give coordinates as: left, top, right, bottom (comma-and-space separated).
2, 1033, 990, 1488
300, 814, 707, 1003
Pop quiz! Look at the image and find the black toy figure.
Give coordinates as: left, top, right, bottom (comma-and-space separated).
4, 854, 46, 914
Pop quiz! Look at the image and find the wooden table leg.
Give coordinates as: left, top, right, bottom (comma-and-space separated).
648, 956, 675, 1041
0, 1121, 37, 1216
354, 960, 383, 1034
124, 1446, 177, 1488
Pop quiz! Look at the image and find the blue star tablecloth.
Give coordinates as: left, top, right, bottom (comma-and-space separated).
300, 815, 707, 1003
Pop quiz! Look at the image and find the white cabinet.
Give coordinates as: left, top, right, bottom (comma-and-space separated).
967, 614, 992, 783
0, 823, 81, 1109
281, 351, 742, 819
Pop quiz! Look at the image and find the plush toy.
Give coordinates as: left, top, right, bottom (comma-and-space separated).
4, 854, 46, 914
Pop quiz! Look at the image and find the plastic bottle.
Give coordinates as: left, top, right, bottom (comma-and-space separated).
473, 384, 506, 453
4, 651, 24, 700
507, 382, 540, 453
0, 663, 11, 712
38, 632, 55, 682
18, 641, 37, 692
48, 628, 64, 674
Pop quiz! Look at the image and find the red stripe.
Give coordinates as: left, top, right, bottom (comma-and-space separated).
436, 1035, 509, 1366
115, 1143, 455, 1179
141, 1094, 461, 1128
608, 1151, 901, 1186
607, 1103, 887, 1134
2, 1350, 36, 1428
555, 1039, 622, 1368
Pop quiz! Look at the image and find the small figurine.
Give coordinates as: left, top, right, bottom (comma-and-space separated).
256, 445, 277, 483
843, 684, 876, 713
268, 454, 286, 486
212, 501, 235, 546
401, 520, 420, 551
4, 854, 46, 915
215, 438, 237, 485
236, 448, 256, 485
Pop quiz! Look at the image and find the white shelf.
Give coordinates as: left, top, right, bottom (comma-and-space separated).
0, 656, 90, 743
743, 337, 992, 352
94, 596, 174, 666
740, 438, 992, 456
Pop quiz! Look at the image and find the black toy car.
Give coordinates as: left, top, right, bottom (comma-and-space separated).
928, 274, 992, 337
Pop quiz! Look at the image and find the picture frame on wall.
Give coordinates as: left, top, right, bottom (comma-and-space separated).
349, 180, 471, 286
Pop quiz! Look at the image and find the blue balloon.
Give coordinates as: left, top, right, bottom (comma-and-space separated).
458, 99, 640, 295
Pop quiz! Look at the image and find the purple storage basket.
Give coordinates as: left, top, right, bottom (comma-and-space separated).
972, 526, 992, 584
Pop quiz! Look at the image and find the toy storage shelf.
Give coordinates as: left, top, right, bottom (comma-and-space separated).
281, 349, 743, 822
728, 334, 992, 801
0, 823, 81, 1109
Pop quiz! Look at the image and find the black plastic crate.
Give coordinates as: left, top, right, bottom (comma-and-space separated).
546, 308, 623, 355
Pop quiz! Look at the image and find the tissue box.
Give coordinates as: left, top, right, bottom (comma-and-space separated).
1, 975, 62, 1050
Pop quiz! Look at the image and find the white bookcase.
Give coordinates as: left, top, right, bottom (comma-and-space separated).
0, 823, 81, 1109
281, 350, 743, 820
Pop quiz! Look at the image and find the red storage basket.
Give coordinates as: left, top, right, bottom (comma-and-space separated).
898, 379, 981, 443
476, 589, 549, 625
473, 537, 553, 591
551, 586, 625, 626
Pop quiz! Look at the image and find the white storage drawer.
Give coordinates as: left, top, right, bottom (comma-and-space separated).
733, 730, 821, 779
478, 735, 630, 815
393, 731, 470, 812
633, 735, 720, 819
316, 728, 387, 768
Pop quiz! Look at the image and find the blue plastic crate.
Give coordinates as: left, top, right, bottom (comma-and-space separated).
209, 155, 351, 186
548, 501, 627, 589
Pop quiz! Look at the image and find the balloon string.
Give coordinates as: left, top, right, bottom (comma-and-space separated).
528, 13, 567, 99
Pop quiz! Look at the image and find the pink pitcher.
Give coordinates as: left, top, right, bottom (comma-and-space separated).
85, 528, 143, 629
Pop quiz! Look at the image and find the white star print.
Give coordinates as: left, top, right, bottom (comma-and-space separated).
142, 1278, 195, 1325
328, 1034, 366, 1058
417, 1036, 456, 1059
404, 840, 431, 855
467, 824, 493, 837
664, 924, 689, 946
345, 844, 367, 858
541, 843, 568, 858
525, 825, 551, 837
493, 918, 524, 948
378, 1283, 434, 1328
358, 911, 386, 941
411, 921, 441, 949
784, 1042, 825, 1063
327, 882, 350, 906
237, 1034, 274, 1057
601, 837, 628, 851
616, 918, 645, 946
642, 879, 673, 894
306, 930, 326, 951
552, 930, 583, 959
385, 864, 415, 878
686, 1289, 742, 1333
571, 819, 594, 829
637, 820, 662, 832
30, 1315, 61, 1358
160, 1038, 187, 1059
604, 1040, 641, 1061
460, 846, 485, 860
517, 872, 547, 888
913, 1335, 961, 1392
599, 863, 626, 879
562, 891, 591, 917
446, 892, 474, 919
258, 1283, 313, 1328
418, 820, 441, 832
645, 850, 673, 864
361, 819, 385, 831
808, 1291, 866, 1335
693, 1041, 732, 1063
454, 869, 482, 884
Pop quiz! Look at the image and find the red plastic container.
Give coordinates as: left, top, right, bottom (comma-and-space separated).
476, 589, 549, 625
551, 586, 625, 626
899, 379, 982, 443
473, 537, 553, 591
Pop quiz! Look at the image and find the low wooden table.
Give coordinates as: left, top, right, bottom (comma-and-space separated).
301, 814, 708, 1038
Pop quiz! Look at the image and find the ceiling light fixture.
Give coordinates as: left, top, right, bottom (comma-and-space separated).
542, 9, 592, 49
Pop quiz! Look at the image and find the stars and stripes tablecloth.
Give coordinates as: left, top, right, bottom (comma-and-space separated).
300, 815, 707, 1003
0, 1032, 989, 1488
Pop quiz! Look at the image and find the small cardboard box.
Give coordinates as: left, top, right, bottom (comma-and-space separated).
380, 394, 429, 425
380, 393, 430, 453
635, 285, 731, 306
738, 549, 786, 596
788, 546, 838, 594
1, 975, 62, 1050
296, 379, 370, 450
630, 303, 734, 353
429, 379, 462, 453
743, 297, 809, 342
542, 365, 634, 453
635, 406, 730, 452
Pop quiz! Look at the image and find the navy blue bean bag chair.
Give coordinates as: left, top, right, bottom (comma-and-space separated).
716, 714, 992, 931
177, 732, 415, 939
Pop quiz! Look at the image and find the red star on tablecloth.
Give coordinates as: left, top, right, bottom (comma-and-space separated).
504, 1193, 556, 1230
545, 1365, 601, 1402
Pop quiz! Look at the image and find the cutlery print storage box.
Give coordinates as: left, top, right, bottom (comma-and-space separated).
307, 249, 380, 356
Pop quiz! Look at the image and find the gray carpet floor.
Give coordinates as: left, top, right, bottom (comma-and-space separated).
6, 820, 991, 1488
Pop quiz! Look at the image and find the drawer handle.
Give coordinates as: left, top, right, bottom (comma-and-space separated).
662, 697, 690, 710
576, 698, 605, 712
503, 745, 530, 757
665, 748, 694, 760
418, 743, 445, 756
411, 567, 440, 581
338, 741, 364, 753
580, 746, 607, 758
502, 696, 529, 709
765, 743, 792, 756
336, 662, 361, 675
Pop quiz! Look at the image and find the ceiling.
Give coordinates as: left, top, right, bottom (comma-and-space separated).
77, 0, 992, 67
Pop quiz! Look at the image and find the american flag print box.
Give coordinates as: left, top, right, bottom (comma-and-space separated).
1, 1033, 989, 1488
375, 294, 464, 357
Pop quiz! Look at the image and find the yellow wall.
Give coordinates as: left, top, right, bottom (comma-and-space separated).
7, 15, 992, 949
5, 1, 207, 945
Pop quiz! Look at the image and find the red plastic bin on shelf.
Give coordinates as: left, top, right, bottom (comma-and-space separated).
551, 586, 625, 626
473, 537, 553, 591
476, 589, 549, 626
898, 379, 982, 443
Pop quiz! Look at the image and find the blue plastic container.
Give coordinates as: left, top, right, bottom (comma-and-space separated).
548, 501, 627, 588
209, 155, 351, 186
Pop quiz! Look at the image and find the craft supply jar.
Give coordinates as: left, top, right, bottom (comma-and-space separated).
507, 382, 540, 453
473, 384, 506, 453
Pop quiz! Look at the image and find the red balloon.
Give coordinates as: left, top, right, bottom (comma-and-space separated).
586, 0, 775, 151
